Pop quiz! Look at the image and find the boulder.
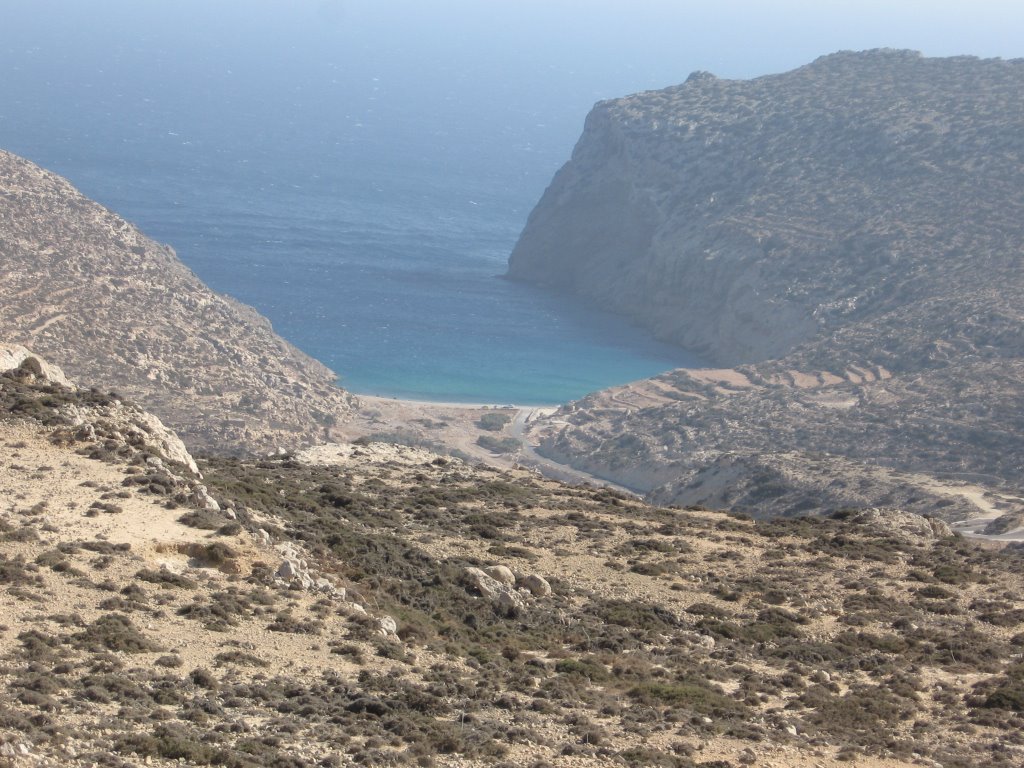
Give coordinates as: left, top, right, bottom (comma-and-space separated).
464, 567, 527, 610
496, 589, 526, 613
192, 485, 220, 512
518, 573, 552, 597
275, 547, 315, 590
277, 559, 300, 581
680, 631, 716, 652
484, 565, 516, 586
464, 567, 504, 600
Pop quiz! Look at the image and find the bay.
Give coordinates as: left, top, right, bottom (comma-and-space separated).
0, 1, 706, 404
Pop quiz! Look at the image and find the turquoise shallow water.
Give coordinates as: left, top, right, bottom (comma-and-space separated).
0, 2, 702, 404
124, 164, 699, 405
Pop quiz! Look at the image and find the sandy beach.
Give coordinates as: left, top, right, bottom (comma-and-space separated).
328, 394, 635, 492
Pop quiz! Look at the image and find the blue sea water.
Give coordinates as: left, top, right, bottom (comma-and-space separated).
0, 1, 705, 404
4, 3, 1023, 402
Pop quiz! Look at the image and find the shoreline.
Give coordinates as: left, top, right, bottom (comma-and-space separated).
352, 393, 565, 411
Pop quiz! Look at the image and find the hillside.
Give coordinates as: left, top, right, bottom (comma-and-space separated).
0, 150, 353, 453
508, 51, 1024, 520
3, 348, 1024, 767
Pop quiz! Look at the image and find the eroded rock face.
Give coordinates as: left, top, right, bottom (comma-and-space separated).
0, 151, 354, 454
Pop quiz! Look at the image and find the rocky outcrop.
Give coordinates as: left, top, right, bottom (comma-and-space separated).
0, 150, 354, 453
1, 343, 200, 475
513, 51, 1024, 520
983, 512, 1024, 536
0, 344, 72, 387
844, 508, 953, 544
463, 565, 553, 612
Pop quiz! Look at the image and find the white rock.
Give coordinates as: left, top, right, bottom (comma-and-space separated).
518, 573, 552, 597
497, 589, 526, 613
378, 616, 398, 636
465, 567, 503, 600
194, 485, 220, 512
277, 559, 299, 580
465, 567, 527, 610
315, 578, 338, 595
484, 565, 516, 586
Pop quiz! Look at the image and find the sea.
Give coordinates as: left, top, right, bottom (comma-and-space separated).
0, 2, 703, 405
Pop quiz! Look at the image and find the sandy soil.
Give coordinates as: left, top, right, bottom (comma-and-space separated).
0, 419, 396, 688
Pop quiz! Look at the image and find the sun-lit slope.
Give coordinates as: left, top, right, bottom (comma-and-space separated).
3, 349, 1024, 767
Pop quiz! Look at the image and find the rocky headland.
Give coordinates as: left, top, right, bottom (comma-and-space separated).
508, 50, 1024, 524
0, 150, 354, 453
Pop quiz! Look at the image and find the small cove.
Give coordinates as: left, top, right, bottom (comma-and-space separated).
0, 2, 708, 404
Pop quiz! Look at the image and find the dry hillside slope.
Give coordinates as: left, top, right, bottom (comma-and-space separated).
3, 349, 1024, 767
0, 150, 353, 453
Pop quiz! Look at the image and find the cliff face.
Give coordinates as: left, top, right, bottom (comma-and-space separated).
508, 50, 1024, 368
512, 51, 1024, 519
0, 150, 354, 453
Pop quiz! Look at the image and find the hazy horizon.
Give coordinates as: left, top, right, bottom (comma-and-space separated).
4, 2, 1022, 180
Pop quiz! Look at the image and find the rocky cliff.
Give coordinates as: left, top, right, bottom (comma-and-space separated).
511, 51, 1024, 520
0, 150, 354, 452
508, 49, 1024, 367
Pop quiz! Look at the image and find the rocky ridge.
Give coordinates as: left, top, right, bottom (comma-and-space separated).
0, 150, 354, 453
509, 51, 1024, 520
